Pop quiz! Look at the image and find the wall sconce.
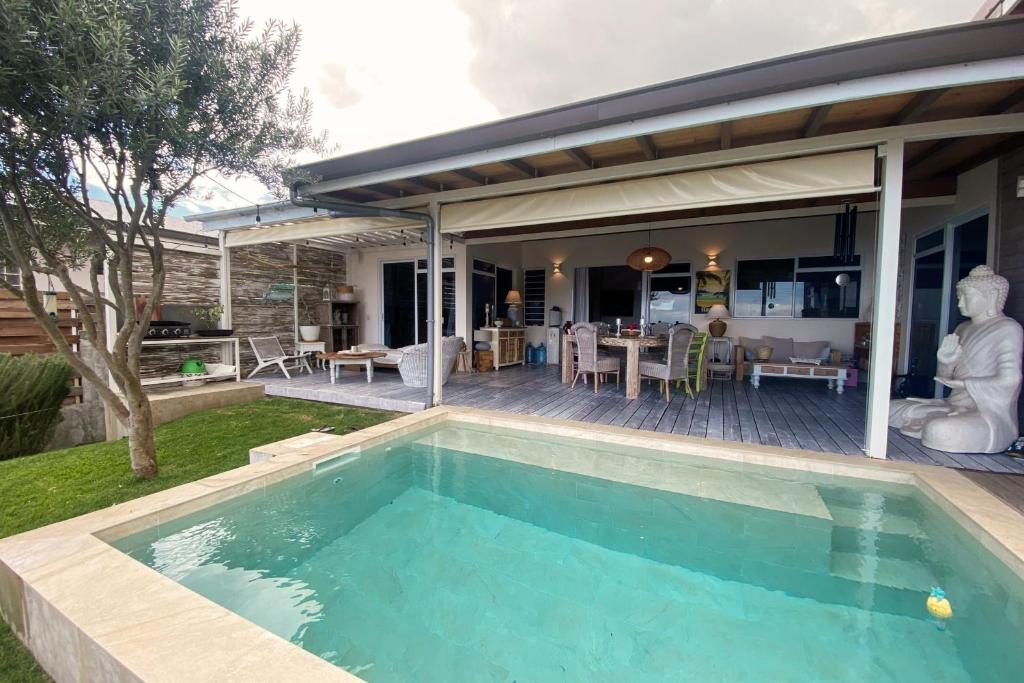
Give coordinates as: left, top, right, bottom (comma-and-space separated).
705, 254, 720, 271
552, 262, 561, 275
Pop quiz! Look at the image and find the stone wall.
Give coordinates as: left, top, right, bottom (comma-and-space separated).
230, 244, 345, 374
131, 246, 224, 379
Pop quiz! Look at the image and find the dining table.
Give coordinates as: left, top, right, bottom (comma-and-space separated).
561, 333, 668, 400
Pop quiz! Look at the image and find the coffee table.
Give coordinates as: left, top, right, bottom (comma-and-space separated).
318, 351, 387, 384
750, 361, 848, 394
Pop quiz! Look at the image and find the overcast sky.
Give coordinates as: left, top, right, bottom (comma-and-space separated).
177, 0, 982, 216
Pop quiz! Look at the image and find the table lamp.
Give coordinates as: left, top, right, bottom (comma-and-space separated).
504, 289, 523, 327
706, 303, 730, 337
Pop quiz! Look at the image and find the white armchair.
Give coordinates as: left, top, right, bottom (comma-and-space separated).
398, 336, 463, 388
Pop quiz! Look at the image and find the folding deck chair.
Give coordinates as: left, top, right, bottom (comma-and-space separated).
247, 336, 313, 379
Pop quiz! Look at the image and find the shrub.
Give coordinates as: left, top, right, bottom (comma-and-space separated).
0, 353, 74, 460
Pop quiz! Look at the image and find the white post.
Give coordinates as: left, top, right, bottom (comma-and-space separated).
430, 202, 443, 405
218, 232, 233, 366
292, 244, 299, 350
864, 139, 904, 458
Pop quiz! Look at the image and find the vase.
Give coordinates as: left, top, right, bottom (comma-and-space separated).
299, 325, 321, 342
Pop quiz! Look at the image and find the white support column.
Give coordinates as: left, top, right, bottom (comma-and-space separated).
865, 139, 904, 458
218, 232, 233, 366
292, 244, 299, 350
430, 202, 443, 405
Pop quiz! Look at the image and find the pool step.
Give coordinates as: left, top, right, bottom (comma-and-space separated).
826, 504, 927, 539
829, 552, 937, 592
414, 427, 833, 522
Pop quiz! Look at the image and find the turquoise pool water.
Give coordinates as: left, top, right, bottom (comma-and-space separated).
114, 424, 1024, 682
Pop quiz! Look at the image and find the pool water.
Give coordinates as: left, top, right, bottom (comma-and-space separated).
114, 424, 1024, 682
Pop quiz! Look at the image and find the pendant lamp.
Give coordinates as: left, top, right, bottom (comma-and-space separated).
627, 226, 671, 272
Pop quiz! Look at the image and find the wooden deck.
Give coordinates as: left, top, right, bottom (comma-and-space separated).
260, 364, 1024, 474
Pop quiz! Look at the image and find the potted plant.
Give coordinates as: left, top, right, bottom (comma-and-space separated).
299, 301, 321, 342
191, 305, 232, 337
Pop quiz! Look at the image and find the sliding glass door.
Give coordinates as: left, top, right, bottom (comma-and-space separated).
382, 261, 417, 348
382, 258, 455, 348
906, 214, 988, 398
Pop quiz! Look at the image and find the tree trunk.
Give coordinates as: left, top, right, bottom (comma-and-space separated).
124, 386, 158, 479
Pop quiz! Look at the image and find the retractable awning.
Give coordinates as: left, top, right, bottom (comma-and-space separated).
223, 215, 424, 248
438, 149, 877, 234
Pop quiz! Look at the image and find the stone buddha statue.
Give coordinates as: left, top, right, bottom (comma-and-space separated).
889, 265, 1022, 454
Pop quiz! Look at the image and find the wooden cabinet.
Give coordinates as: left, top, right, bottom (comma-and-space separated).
853, 322, 900, 376
317, 301, 360, 352
476, 327, 525, 370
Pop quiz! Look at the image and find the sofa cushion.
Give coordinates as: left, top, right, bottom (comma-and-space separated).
763, 336, 795, 363
793, 340, 831, 361
738, 336, 761, 361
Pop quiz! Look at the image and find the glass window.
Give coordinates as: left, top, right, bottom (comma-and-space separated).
417, 271, 456, 341
794, 270, 860, 318
0, 257, 19, 289
472, 272, 495, 328
649, 275, 691, 324
523, 269, 546, 326
588, 266, 642, 323
472, 259, 495, 274
915, 230, 944, 254
735, 258, 794, 317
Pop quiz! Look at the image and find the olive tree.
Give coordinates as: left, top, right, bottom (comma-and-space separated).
0, 0, 325, 478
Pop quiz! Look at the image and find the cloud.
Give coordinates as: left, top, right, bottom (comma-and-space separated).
454, 0, 980, 116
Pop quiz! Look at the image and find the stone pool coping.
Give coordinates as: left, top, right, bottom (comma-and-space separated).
1, 405, 1022, 682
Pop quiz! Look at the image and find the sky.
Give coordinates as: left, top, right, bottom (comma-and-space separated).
175, 0, 983, 216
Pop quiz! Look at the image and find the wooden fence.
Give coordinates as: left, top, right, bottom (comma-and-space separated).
0, 289, 84, 403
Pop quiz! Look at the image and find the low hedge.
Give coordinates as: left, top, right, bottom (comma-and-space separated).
0, 353, 74, 460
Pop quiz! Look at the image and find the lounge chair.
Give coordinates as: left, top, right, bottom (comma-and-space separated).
246, 336, 313, 379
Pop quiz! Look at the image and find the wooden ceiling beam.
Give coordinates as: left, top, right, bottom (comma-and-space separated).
909, 87, 1024, 170
720, 122, 732, 150
801, 105, 832, 138
503, 159, 542, 178
403, 178, 443, 193
893, 88, 948, 124
945, 134, 1024, 177
636, 135, 659, 160
453, 169, 488, 185
564, 147, 595, 170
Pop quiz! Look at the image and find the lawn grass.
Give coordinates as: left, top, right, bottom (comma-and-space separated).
0, 397, 396, 539
0, 397, 396, 682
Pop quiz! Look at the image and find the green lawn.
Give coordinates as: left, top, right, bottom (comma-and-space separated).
0, 397, 396, 682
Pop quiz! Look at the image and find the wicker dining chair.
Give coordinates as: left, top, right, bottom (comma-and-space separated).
639, 324, 695, 401
571, 322, 620, 393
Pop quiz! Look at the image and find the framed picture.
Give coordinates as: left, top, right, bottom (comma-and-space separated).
695, 270, 730, 313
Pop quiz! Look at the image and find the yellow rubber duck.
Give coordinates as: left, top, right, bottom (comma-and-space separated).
926, 587, 953, 621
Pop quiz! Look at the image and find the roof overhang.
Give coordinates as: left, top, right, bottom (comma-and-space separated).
188, 16, 1024, 243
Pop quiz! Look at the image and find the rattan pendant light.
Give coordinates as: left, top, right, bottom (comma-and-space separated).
626, 226, 671, 272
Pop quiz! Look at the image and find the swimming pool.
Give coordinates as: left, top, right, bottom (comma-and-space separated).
112, 420, 1024, 682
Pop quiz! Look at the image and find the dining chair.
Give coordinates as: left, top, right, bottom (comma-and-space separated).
571, 322, 621, 393
639, 324, 695, 401
678, 331, 709, 397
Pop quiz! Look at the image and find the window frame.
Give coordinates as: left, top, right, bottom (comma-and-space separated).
0, 257, 20, 290
732, 254, 862, 320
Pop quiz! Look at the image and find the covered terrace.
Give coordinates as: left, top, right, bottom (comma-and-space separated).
190, 17, 1024, 466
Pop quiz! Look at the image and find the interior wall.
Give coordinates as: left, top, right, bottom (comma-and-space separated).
501, 213, 879, 354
